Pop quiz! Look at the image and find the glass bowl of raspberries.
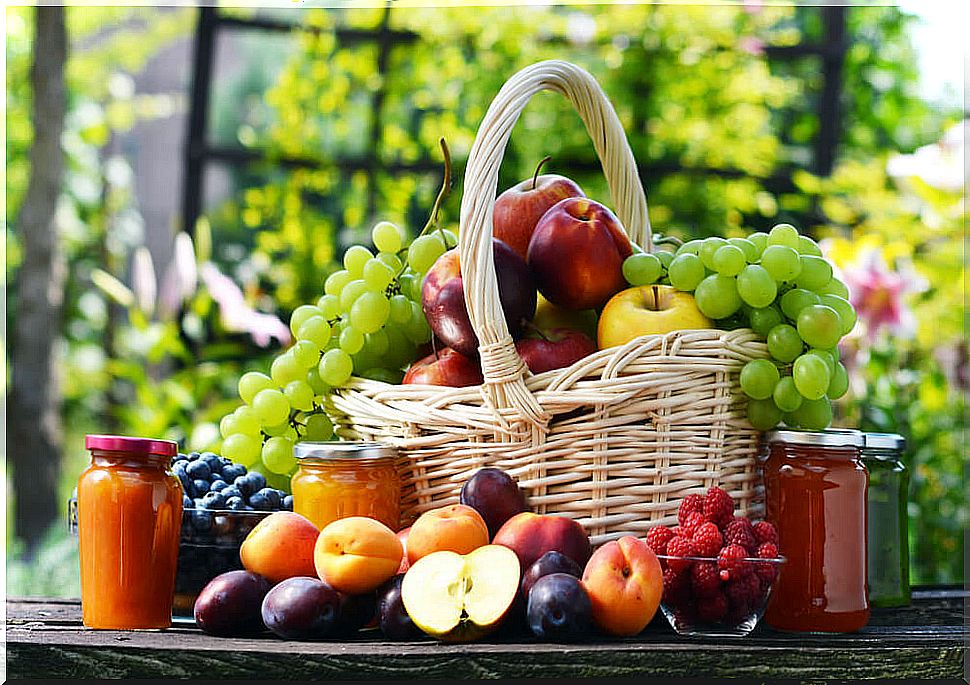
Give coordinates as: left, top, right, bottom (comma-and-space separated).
646, 486, 785, 637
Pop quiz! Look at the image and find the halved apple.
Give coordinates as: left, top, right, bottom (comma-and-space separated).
401, 544, 520, 643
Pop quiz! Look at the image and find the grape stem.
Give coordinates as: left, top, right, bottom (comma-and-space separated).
531, 156, 552, 190
395, 137, 453, 280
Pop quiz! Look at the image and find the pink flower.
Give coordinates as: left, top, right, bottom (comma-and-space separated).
199, 263, 291, 348
739, 36, 764, 56
839, 248, 924, 339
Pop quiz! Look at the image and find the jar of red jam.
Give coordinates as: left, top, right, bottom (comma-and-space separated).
762, 429, 869, 633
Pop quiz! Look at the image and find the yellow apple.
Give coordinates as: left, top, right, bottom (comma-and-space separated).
532, 293, 598, 340
597, 285, 712, 349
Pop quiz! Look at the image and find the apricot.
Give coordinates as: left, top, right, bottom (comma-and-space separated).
581, 535, 663, 636
314, 516, 403, 594
239, 511, 319, 584
406, 504, 489, 565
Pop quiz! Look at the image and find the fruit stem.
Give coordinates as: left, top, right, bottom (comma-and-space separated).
523, 320, 551, 342
651, 284, 660, 311
418, 137, 453, 241
531, 155, 552, 190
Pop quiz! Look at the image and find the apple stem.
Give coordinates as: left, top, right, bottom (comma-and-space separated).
652, 284, 660, 311
531, 155, 552, 190
523, 320, 551, 341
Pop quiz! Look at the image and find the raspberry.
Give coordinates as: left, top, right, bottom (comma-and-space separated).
757, 542, 779, 559
646, 525, 675, 556
662, 567, 691, 608
725, 571, 761, 611
678, 493, 705, 526
665, 536, 695, 574
753, 520, 779, 546
680, 511, 708, 538
696, 592, 728, 623
690, 561, 722, 597
717, 543, 752, 581
703, 486, 735, 527
755, 542, 780, 583
691, 522, 723, 557
672, 605, 697, 632
723, 517, 757, 553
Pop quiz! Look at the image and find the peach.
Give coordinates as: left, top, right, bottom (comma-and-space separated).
397, 527, 411, 573
581, 535, 663, 636
314, 516, 403, 595
406, 504, 489, 565
240, 511, 319, 584
492, 512, 592, 572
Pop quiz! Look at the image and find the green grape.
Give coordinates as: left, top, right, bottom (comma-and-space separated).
316, 294, 341, 320
795, 255, 833, 291
740, 359, 780, 400
694, 274, 742, 320
271, 352, 303, 386
797, 304, 842, 349
306, 367, 329, 395
817, 277, 850, 300
388, 294, 411, 324
699, 237, 728, 271
343, 245, 374, 277
408, 234, 447, 273
290, 305, 323, 336
737, 265, 777, 308
772, 376, 803, 412
382, 326, 413, 370
767, 324, 803, 363
408, 273, 426, 302
622, 253, 663, 286
712, 245, 745, 276
438, 229, 459, 248
360, 368, 405, 384
291, 339, 321, 369
297, 316, 332, 351
748, 232, 769, 255
363, 258, 395, 292
262, 421, 291, 437
668, 253, 706, 291
239, 372, 274, 405
398, 272, 417, 299
339, 279, 369, 311
219, 413, 237, 439
747, 397, 782, 431
261, 436, 296, 475
656, 250, 674, 269
819, 294, 857, 335
780, 288, 820, 320
797, 235, 823, 256
284, 379, 315, 411
324, 270, 353, 297
232, 406, 262, 437
404, 301, 432, 343
339, 325, 365, 354
749, 305, 783, 337
222, 433, 262, 467
728, 237, 759, 263
792, 353, 831, 400
252, 388, 290, 426
377, 251, 403, 273
768, 223, 800, 249
761, 245, 802, 282
372, 221, 404, 253
807, 348, 836, 376
352, 347, 378, 374
675, 239, 704, 256
303, 413, 334, 441
790, 397, 832, 430
350, 291, 390, 334
363, 328, 389, 356
319, 349, 353, 386
828, 362, 849, 399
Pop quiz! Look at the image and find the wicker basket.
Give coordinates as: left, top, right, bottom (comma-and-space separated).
329, 60, 768, 545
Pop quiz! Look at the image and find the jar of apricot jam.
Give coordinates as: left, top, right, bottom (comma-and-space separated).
78, 435, 183, 629
762, 429, 870, 633
291, 442, 400, 531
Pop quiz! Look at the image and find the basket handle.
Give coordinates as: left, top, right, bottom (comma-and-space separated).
459, 60, 651, 423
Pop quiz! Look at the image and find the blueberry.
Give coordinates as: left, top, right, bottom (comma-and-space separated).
193, 479, 211, 496
248, 490, 272, 511
174, 453, 189, 463
220, 456, 232, 467
182, 495, 193, 509
222, 464, 246, 483
209, 479, 228, 492
222, 485, 243, 501
185, 460, 211, 481
188, 451, 201, 461
282, 495, 294, 511
254, 487, 281, 510
201, 491, 227, 510
246, 471, 267, 492
201, 452, 222, 475
191, 509, 213, 532
175, 471, 193, 498
234, 475, 255, 497
225, 496, 247, 511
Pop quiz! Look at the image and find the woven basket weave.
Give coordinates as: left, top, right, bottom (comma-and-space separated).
329, 60, 768, 545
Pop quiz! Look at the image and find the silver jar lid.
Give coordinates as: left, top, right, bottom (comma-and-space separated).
765, 428, 864, 448
294, 441, 397, 462
863, 432, 906, 450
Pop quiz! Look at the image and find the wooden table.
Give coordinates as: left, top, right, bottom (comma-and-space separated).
6, 589, 967, 680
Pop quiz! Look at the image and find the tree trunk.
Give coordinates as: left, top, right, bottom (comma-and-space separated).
9, 6, 68, 557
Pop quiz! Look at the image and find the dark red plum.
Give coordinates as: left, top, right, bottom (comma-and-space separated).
334, 590, 378, 637
194, 570, 271, 637
261, 576, 342, 640
377, 574, 423, 641
526, 573, 593, 642
460, 467, 528, 538
520, 550, 583, 600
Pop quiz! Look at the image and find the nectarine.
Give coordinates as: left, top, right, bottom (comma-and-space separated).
581, 536, 663, 636
492, 512, 592, 571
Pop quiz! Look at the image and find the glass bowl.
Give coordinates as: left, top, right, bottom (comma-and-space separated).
655, 553, 786, 637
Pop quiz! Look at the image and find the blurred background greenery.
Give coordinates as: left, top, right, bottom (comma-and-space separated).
5, 3, 965, 596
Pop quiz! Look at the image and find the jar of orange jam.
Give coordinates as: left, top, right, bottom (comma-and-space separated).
78, 435, 183, 629
762, 429, 869, 633
291, 442, 400, 530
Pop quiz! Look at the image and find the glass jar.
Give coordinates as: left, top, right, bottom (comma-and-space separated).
78, 435, 183, 629
762, 429, 869, 633
291, 441, 400, 531
862, 432, 910, 608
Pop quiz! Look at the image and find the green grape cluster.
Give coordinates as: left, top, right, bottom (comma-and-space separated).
620, 224, 856, 431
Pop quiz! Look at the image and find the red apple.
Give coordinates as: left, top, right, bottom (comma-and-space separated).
422, 238, 536, 357
515, 328, 597, 375
493, 164, 585, 261
527, 197, 632, 311
402, 348, 483, 387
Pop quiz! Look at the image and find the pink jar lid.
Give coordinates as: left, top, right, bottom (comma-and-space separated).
85, 434, 178, 457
